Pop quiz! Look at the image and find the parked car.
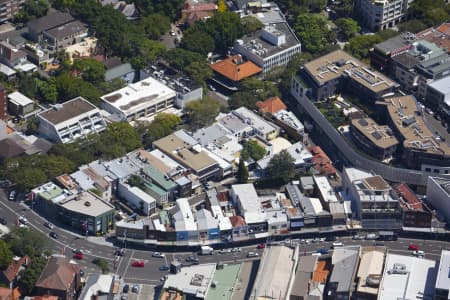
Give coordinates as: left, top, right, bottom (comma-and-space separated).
131, 261, 145, 267
44, 222, 54, 229
116, 248, 125, 256
412, 250, 425, 257
247, 251, 259, 258
408, 244, 419, 251
152, 252, 165, 258
49, 232, 58, 239
352, 234, 364, 240
186, 256, 199, 263
257, 243, 266, 249
219, 248, 232, 254
231, 247, 241, 253
331, 242, 344, 248
0, 218, 7, 225
73, 252, 83, 260
18, 216, 28, 225
316, 248, 329, 255
159, 265, 170, 271
123, 285, 129, 293
325, 236, 337, 242
132, 285, 139, 293
121, 296, 127, 300
8, 190, 16, 201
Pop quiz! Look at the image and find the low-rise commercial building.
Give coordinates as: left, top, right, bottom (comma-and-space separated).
426, 76, 450, 122
426, 177, 450, 224
289, 255, 323, 300
292, 50, 397, 103
435, 250, 450, 300
308, 146, 337, 178
173, 198, 198, 241
393, 183, 432, 228
349, 117, 398, 161
231, 184, 267, 233
354, 247, 385, 299
37, 97, 106, 144
378, 253, 438, 300
232, 107, 279, 141
327, 246, 360, 299
379, 95, 450, 174
117, 182, 156, 216
100, 76, 177, 122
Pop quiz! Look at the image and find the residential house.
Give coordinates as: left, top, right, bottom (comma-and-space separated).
7, 91, 34, 116
27, 12, 75, 43
104, 57, 135, 83
308, 146, 337, 178
0, 41, 36, 72
0, 256, 29, 286
181, 1, 217, 26
42, 20, 88, 52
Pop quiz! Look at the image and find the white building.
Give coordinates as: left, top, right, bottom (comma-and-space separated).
233, 107, 279, 141
426, 76, 450, 121
426, 176, 450, 223
230, 184, 266, 230
354, 0, 410, 32
273, 109, 304, 135
37, 97, 106, 143
173, 198, 197, 232
234, 22, 301, 74
117, 181, 156, 215
257, 141, 312, 170
435, 250, 450, 299
100, 76, 177, 122
378, 253, 438, 300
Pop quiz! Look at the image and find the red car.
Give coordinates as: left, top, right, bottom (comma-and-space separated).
73, 252, 83, 260
408, 244, 419, 251
131, 261, 145, 267
257, 243, 266, 249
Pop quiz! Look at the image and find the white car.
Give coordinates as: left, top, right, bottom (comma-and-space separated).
231, 247, 241, 253
412, 250, 425, 257
44, 222, 54, 229
332, 242, 344, 248
247, 251, 259, 258
219, 249, 232, 254
19, 216, 28, 225
152, 252, 165, 258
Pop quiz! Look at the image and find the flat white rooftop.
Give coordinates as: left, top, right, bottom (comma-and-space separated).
378, 253, 437, 300
436, 250, 450, 292
8, 91, 34, 106
100, 76, 176, 117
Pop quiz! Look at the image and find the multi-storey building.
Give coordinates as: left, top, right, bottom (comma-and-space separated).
0, 0, 25, 23
426, 76, 450, 122
354, 0, 410, 32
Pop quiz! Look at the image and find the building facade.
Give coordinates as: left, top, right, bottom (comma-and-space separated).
354, 0, 410, 32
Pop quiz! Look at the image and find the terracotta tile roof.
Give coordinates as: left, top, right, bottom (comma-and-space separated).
185, 11, 212, 25
35, 256, 80, 292
393, 183, 424, 211
217, 191, 229, 202
0, 287, 20, 300
436, 23, 450, 35
312, 259, 331, 283
308, 146, 337, 176
2, 256, 29, 283
210, 55, 262, 82
229, 216, 246, 227
256, 96, 287, 114
416, 23, 450, 52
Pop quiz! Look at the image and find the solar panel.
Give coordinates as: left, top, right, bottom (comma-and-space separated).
371, 131, 382, 140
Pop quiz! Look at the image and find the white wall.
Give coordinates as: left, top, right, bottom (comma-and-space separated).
426, 177, 450, 223
117, 181, 156, 216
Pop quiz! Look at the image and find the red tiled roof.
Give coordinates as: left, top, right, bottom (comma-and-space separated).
308, 146, 337, 176
0, 287, 20, 300
229, 216, 246, 227
313, 260, 331, 283
35, 256, 80, 292
436, 23, 450, 35
210, 55, 262, 82
393, 183, 424, 211
217, 191, 229, 202
256, 96, 287, 114
183, 2, 217, 12
1, 256, 29, 283
185, 11, 212, 25
416, 23, 450, 52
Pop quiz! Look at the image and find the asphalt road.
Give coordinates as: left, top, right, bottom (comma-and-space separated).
1, 189, 449, 286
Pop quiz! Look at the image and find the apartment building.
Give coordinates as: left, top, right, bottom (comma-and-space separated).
0, 0, 25, 23
354, 0, 410, 32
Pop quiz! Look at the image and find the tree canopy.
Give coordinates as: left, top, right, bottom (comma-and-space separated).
4, 227, 47, 257
409, 0, 450, 27
265, 150, 296, 183
237, 158, 249, 184
15, 0, 49, 22
344, 30, 397, 60
72, 58, 106, 84
229, 78, 280, 110
184, 97, 222, 130
241, 140, 266, 161
335, 18, 360, 40
142, 113, 182, 147
0, 240, 13, 270
294, 13, 336, 53
140, 14, 171, 39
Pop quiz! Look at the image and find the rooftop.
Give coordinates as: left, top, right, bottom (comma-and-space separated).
206, 264, 242, 300
308, 146, 337, 176
312, 259, 331, 283
330, 247, 360, 293
216, 113, 252, 134
290, 256, 318, 297
163, 263, 217, 299
356, 248, 385, 295
428, 76, 450, 104
38, 97, 97, 125
44, 20, 87, 40
313, 175, 338, 203
235, 22, 300, 60
196, 209, 218, 231
350, 118, 399, 149
233, 107, 279, 136
256, 96, 287, 114
257, 141, 312, 169
32, 182, 69, 203
273, 110, 304, 132
27, 11, 75, 34
173, 198, 197, 231
435, 250, 450, 291
7, 91, 34, 107
382, 95, 450, 155
416, 23, 450, 52
142, 165, 177, 191
35, 255, 80, 291
374, 32, 416, 55
193, 124, 231, 146
253, 246, 296, 299
59, 191, 115, 217
210, 55, 262, 82
303, 50, 395, 93
378, 253, 438, 300
231, 184, 265, 224
393, 183, 425, 211
100, 77, 176, 116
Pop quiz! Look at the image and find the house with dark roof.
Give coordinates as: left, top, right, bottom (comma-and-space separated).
27, 12, 75, 43
181, 1, 217, 26
37, 97, 106, 144
42, 20, 88, 52
0, 256, 29, 286
210, 55, 262, 91
34, 256, 81, 300
103, 57, 135, 83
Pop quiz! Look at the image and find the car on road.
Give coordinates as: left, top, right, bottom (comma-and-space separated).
170, 31, 175, 36
152, 252, 165, 258
73, 252, 83, 260
352, 234, 364, 240
425, 108, 434, 115
331, 242, 344, 248
132, 285, 139, 293
123, 285, 129, 293
219, 248, 232, 254
316, 248, 329, 255
412, 250, 425, 257
186, 256, 199, 263
131, 261, 145, 267
0, 218, 7, 225
257, 243, 265, 249
120, 296, 127, 300
116, 248, 125, 256
231, 247, 241, 253
49, 232, 58, 239
375, 242, 385, 246
325, 236, 337, 242
18, 216, 28, 225
247, 251, 259, 258
159, 265, 170, 271
408, 244, 419, 251
44, 222, 54, 229
8, 190, 16, 201
80, 270, 85, 277
300, 239, 310, 244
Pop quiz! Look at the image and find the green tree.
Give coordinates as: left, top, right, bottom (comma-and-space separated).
295, 13, 335, 53
7, 167, 47, 192
0, 240, 13, 270
139, 13, 170, 39
5, 227, 47, 257
344, 34, 382, 60
185, 61, 213, 85
19, 74, 38, 99
181, 30, 215, 56
184, 97, 221, 130
241, 140, 266, 161
236, 158, 249, 184
55, 73, 101, 105
142, 113, 181, 147
15, 0, 48, 22
265, 150, 296, 183
218, 0, 227, 12
133, 0, 184, 21
229, 78, 280, 109
409, 0, 450, 26
38, 77, 58, 103
127, 174, 147, 190
73, 58, 106, 83
334, 0, 354, 18
93, 258, 110, 274
241, 16, 264, 33
18, 256, 47, 295
25, 116, 39, 135
163, 48, 204, 71
397, 20, 427, 33
42, 155, 75, 178
335, 18, 360, 40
